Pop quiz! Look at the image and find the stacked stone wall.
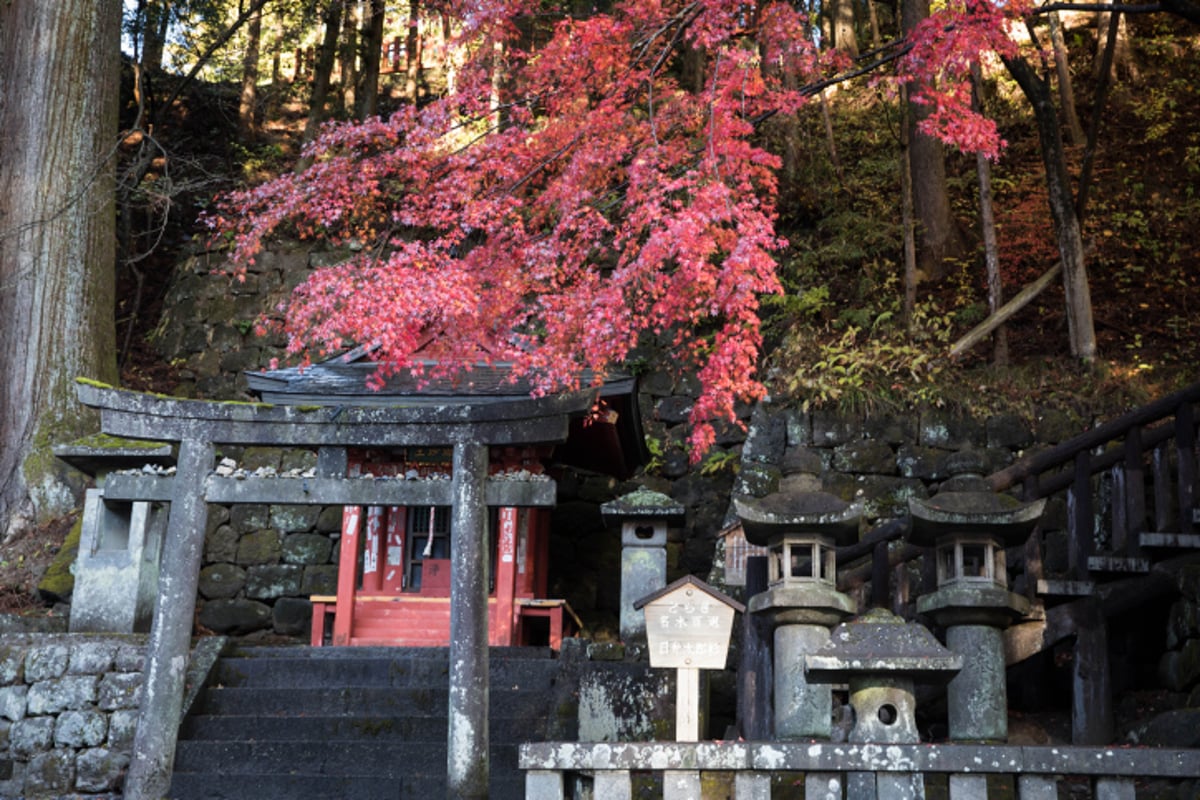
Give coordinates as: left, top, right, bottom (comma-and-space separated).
0, 635, 145, 799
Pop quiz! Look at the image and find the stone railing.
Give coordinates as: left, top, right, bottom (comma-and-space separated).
519, 740, 1200, 799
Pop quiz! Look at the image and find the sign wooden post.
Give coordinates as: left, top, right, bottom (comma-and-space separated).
635, 576, 745, 742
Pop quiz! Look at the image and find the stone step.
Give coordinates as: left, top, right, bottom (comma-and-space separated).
193, 685, 554, 718
212, 649, 559, 690
180, 713, 556, 743
172, 739, 526, 777
167, 771, 526, 800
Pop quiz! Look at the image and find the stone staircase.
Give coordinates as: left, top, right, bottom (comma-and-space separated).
168, 645, 575, 800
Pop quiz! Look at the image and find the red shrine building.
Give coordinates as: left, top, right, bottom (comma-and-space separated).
245, 348, 644, 650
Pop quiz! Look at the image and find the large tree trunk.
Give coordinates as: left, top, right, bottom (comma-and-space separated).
831, 0, 860, 58
1004, 55, 1097, 361
1049, 11, 1086, 146
902, 0, 966, 281
142, 0, 170, 72
239, 6, 264, 138
339, 0, 359, 115
299, 0, 345, 163
0, 0, 120, 542
405, 0, 423, 105
357, 0, 386, 117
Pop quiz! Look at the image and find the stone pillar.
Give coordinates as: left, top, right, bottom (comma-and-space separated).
945, 624, 1008, 741
774, 621, 835, 739
124, 438, 214, 800
448, 441, 489, 800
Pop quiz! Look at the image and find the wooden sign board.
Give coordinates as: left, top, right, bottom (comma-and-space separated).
636, 576, 743, 670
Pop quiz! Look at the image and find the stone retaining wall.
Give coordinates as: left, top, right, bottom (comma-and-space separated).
0, 635, 145, 799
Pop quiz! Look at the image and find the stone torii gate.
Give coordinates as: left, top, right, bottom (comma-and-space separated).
71, 380, 596, 800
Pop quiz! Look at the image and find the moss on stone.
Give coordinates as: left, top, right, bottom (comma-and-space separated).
37, 516, 82, 603
62, 433, 167, 451
74, 376, 115, 390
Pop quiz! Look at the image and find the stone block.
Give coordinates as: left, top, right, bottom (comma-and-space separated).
107, 709, 137, 749
1168, 601, 1198, 650
26, 748, 74, 794
205, 505, 231, 538
0, 645, 25, 685
76, 747, 130, 793
811, 410, 861, 447
987, 414, 1034, 449
1179, 565, 1200, 603
283, 533, 333, 565
198, 599, 272, 635
655, 396, 694, 425
98, 672, 143, 710
231, 504, 271, 533
315, 506, 344, 533
920, 409, 985, 449
113, 644, 145, 673
26, 675, 99, 715
742, 407, 788, 464
832, 441, 897, 475
10, 716, 54, 757
205, 524, 239, 563
24, 644, 68, 682
273, 597, 313, 636
236, 530, 282, 565
220, 346, 263, 373
199, 563, 247, 599
895, 444, 949, 481
864, 414, 918, 445
54, 710, 107, 747
855, 475, 928, 519
0, 685, 27, 722
241, 446, 283, 471
660, 448, 690, 479
733, 464, 781, 498
67, 642, 118, 675
270, 504, 321, 533
301, 565, 338, 596
245, 564, 303, 599
784, 409, 811, 447
281, 449, 319, 472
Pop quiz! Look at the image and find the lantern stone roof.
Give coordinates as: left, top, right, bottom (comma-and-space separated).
805, 608, 962, 683
601, 487, 686, 526
734, 492, 862, 547
908, 451, 1045, 547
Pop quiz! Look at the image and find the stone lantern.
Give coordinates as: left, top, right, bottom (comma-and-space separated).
806, 608, 962, 799
734, 482, 860, 740
601, 487, 685, 647
908, 451, 1045, 742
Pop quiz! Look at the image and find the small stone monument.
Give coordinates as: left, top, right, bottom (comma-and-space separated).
635, 575, 743, 741
735, 475, 860, 739
908, 450, 1045, 742
601, 487, 685, 647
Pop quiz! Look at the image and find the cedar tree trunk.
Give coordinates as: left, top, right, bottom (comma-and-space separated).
902, 0, 966, 280
0, 0, 120, 542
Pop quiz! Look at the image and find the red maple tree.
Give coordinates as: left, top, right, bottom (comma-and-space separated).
212, 0, 1016, 457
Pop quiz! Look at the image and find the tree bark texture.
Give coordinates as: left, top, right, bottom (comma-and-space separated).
357, 0, 386, 118
339, 0, 359, 115
902, 0, 966, 281
141, 0, 170, 72
300, 0, 345, 158
1003, 55, 1097, 361
0, 0, 120, 541
239, 7, 264, 138
1049, 11, 1086, 146
831, 0, 859, 58
405, 0, 423, 105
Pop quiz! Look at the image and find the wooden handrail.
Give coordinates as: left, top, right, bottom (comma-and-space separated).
988, 379, 1200, 494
